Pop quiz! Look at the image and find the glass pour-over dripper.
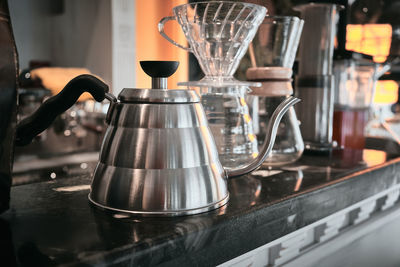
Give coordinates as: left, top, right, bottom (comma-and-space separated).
158, 1, 267, 168
158, 1, 267, 87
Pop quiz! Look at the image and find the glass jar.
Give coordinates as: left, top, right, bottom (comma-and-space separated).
198, 85, 259, 169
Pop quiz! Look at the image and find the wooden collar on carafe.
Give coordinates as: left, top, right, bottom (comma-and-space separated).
246, 67, 293, 96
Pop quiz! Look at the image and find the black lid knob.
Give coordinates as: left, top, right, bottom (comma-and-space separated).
140, 61, 179, 78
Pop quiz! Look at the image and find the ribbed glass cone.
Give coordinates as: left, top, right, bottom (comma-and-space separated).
249, 16, 304, 68
173, 1, 266, 77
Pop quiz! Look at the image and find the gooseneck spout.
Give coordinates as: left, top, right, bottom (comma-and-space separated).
225, 96, 301, 178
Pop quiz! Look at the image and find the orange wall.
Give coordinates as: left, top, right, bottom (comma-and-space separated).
135, 0, 188, 89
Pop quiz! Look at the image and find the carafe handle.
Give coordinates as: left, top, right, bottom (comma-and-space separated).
15, 74, 109, 146
158, 16, 192, 52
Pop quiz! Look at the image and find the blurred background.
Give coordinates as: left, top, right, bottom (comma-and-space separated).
8, 0, 400, 183
8, 0, 400, 103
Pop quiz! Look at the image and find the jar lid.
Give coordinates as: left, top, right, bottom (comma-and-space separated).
118, 88, 200, 103
246, 67, 292, 80
246, 67, 293, 96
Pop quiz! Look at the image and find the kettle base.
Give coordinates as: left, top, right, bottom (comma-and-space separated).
88, 194, 229, 217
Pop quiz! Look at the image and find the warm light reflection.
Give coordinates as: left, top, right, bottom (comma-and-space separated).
243, 114, 252, 123
240, 97, 247, 106
248, 133, 256, 142
374, 80, 398, 104
293, 170, 303, 192
363, 149, 387, 166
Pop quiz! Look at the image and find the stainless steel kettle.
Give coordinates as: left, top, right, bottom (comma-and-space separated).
88, 61, 300, 216
2, 55, 298, 216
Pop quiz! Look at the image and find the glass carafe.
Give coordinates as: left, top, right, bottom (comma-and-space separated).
247, 68, 304, 166
246, 16, 304, 166
196, 85, 258, 168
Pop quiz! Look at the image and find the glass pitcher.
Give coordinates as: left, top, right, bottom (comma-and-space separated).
193, 85, 258, 168
246, 16, 304, 166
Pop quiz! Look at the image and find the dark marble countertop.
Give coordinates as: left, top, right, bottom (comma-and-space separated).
2, 149, 400, 266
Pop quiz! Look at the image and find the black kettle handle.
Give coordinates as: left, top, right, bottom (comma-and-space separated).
15, 74, 109, 146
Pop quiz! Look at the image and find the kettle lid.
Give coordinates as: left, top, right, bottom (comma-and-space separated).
118, 60, 200, 103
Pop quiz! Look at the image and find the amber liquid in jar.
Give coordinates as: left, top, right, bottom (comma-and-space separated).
333, 106, 369, 150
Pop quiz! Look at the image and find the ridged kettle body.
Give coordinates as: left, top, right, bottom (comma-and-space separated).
89, 89, 229, 216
